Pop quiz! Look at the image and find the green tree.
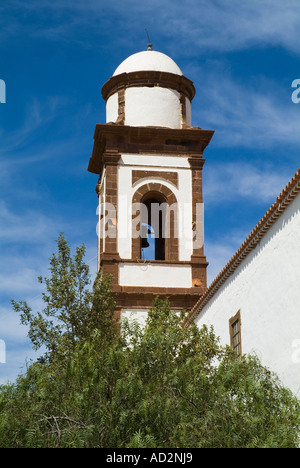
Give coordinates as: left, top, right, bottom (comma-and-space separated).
11, 233, 117, 361
1, 236, 299, 448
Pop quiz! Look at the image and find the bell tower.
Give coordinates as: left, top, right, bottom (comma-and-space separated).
88, 46, 214, 323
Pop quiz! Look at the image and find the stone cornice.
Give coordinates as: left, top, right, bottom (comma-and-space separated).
88, 124, 214, 175
101, 70, 196, 102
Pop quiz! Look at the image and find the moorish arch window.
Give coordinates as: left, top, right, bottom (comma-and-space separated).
132, 183, 179, 262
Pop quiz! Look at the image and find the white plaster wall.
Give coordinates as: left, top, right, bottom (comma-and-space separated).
113, 50, 183, 77
106, 89, 191, 127
195, 193, 300, 396
125, 87, 181, 128
121, 308, 183, 330
117, 154, 193, 261
120, 154, 191, 168
119, 262, 192, 287
121, 309, 149, 329
106, 92, 118, 123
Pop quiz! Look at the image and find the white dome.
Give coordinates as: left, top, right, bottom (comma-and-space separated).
113, 50, 183, 77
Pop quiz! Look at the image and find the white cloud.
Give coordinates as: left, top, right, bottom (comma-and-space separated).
0, 313, 42, 384
192, 68, 300, 149
0, 96, 71, 159
0, 203, 97, 384
0, 201, 54, 243
165, 0, 300, 55
205, 242, 235, 286
205, 225, 262, 286
203, 162, 294, 205
2, 0, 300, 56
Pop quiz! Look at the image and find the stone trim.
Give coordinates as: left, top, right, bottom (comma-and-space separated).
116, 89, 125, 124
188, 156, 205, 257
190, 255, 208, 289
180, 93, 191, 128
103, 156, 121, 254
88, 124, 213, 175
99, 252, 121, 288
101, 70, 196, 102
132, 170, 178, 188
118, 258, 190, 265
131, 182, 179, 262
188, 156, 208, 288
115, 287, 205, 311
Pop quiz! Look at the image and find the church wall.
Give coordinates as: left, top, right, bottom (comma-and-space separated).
195, 192, 300, 396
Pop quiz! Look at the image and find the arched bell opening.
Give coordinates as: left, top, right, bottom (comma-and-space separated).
140, 195, 166, 261
132, 183, 179, 262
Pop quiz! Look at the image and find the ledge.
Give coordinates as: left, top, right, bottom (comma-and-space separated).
101, 70, 196, 102
88, 124, 214, 175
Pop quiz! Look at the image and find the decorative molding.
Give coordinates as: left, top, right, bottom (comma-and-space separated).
131, 182, 179, 262
132, 170, 178, 188
88, 124, 213, 175
114, 287, 205, 311
101, 70, 196, 102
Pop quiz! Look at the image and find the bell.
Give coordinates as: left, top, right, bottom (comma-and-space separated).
141, 223, 151, 249
141, 237, 150, 249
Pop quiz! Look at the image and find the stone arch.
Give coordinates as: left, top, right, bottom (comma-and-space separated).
131, 182, 179, 261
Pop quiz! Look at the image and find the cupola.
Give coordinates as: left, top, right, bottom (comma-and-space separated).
101, 47, 195, 129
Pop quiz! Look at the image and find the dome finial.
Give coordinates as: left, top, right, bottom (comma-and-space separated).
145, 28, 152, 51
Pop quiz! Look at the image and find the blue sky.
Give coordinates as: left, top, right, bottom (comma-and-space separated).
0, 0, 299, 383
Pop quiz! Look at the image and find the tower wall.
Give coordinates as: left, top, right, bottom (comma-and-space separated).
89, 49, 214, 321
106, 87, 191, 128
117, 154, 193, 261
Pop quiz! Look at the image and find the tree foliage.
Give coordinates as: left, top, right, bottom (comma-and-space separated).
1, 235, 299, 448
11, 233, 117, 361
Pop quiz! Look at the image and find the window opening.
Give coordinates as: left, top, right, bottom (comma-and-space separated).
140, 197, 165, 261
229, 311, 242, 356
